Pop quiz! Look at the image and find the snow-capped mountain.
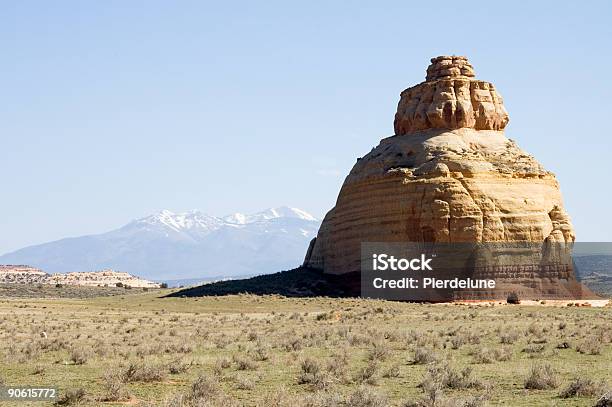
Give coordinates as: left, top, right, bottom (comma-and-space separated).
223, 207, 318, 224
0, 207, 320, 281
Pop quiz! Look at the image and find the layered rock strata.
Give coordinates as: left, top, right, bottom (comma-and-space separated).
304, 56, 592, 300
0, 265, 160, 288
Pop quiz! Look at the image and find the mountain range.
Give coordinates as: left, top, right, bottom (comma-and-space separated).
0, 207, 320, 282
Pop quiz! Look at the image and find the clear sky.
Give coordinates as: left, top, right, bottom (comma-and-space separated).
1, 1, 611, 254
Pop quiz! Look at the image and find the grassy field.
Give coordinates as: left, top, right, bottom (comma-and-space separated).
0, 289, 610, 406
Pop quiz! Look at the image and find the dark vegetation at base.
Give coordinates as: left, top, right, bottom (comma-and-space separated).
166, 267, 609, 300
166, 253, 612, 300
165, 267, 360, 298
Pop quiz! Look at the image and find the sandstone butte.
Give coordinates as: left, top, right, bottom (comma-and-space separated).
303, 56, 596, 300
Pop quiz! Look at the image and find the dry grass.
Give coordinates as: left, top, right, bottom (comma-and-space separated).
560, 377, 607, 398
524, 363, 559, 390
0, 291, 609, 406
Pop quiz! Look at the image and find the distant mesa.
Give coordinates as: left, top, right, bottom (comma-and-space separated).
301, 55, 595, 300
0, 265, 47, 280
0, 265, 160, 288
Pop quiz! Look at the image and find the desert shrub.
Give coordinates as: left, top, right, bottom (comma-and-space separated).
17, 340, 42, 362
492, 346, 512, 361
403, 330, 420, 345
559, 377, 606, 398
168, 342, 193, 354
500, 330, 520, 344
470, 347, 494, 364
383, 329, 402, 342
456, 394, 490, 407
171, 374, 227, 405
255, 386, 294, 407
522, 344, 545, 354
346, 386, 387, 407
420, 363, 484, 391
215, 356, 231, 370
55, 388, 86, 405
122, 362, 166, 382
297, 391, 344, 407
348, 333, 372, 347
450, 335, 466, 349
32, 364, 45, 375
189, 375, 224, 400
355, 360, 379, 385
316, 312, 332, 321
168, 358, 190, 374
576, 339, 602, 355
524, 363, 558, 390
453, 393, 491, 407
506, 292, 520, 304
213, 335, 231, 349
526, 323, 543, 337
366, 341, 390, 362
100, 370, 129, 402
249, 342, 270, 361
297, 357, 322, 385
403, 393, 490, 407
234, 375, 255, 390
327, 349, 349, 374
283, 337, 304, 352
465, 331, 481, 345
444, 366, 483, 390
594, 391, 612, 407
471, 346, 511, 364
69, 347, 89, 365
413, 378, 442, 407
412, 347, 438, 364
233, 354, 256, 371
383, 362, 401, 378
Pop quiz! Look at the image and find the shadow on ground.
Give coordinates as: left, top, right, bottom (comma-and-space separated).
164, 267, 359, 298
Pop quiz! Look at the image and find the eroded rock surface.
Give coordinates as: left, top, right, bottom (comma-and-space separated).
304, 56, 590, 299
395, 56, 509, 134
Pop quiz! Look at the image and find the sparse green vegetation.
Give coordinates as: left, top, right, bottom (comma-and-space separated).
524, 363, 559, 390
0, 289, 609, 406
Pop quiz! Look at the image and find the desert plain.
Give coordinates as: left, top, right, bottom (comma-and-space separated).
0, 286, 610, 406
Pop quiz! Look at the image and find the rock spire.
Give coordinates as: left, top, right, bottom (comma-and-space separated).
394, 55, 509, 135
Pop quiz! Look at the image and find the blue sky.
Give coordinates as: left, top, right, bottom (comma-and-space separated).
1, 1, 611, 254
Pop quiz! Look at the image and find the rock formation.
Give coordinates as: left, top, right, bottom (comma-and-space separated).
45, 270, 161, 288
0, 265, 160, 288
0, 265, 47, 283
303, 56, 593, 300
395, 56, 509, 134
